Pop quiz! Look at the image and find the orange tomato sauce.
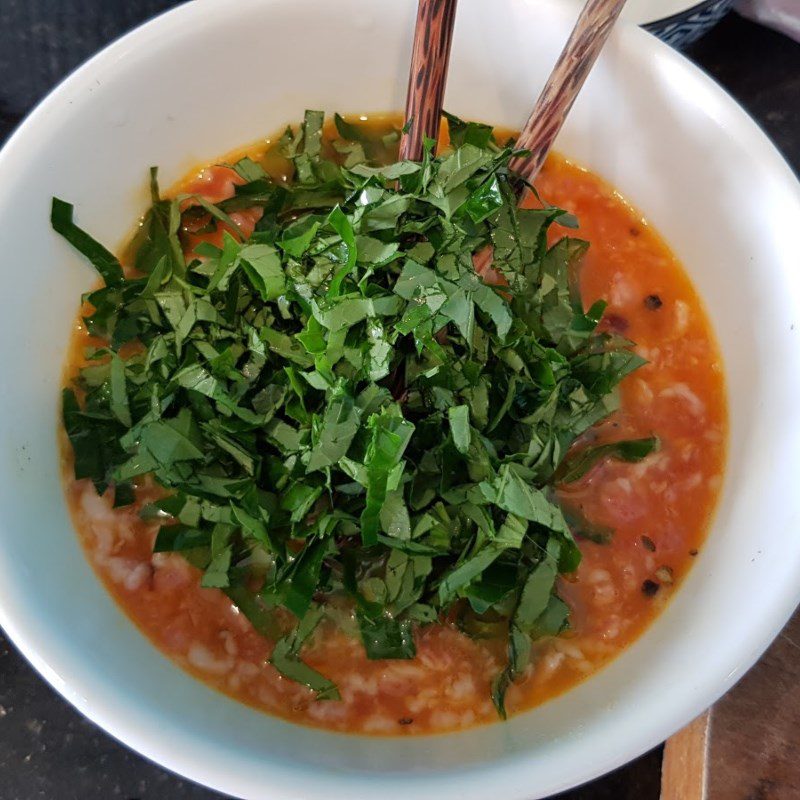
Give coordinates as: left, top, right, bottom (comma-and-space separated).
62, 115, 726, 735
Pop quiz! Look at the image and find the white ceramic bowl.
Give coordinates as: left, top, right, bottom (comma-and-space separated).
1, 1, 799, 798
638, 0, 735, 48
570, 0, 730, 27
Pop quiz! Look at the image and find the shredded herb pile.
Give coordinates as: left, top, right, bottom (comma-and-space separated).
56, 111, 656, 716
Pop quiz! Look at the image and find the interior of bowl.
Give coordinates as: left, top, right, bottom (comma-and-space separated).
0, 1, 799, 799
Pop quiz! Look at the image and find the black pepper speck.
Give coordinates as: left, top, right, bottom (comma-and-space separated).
642, 580, 660, 597
641, 535, 656, 552
644, 294, 663, 310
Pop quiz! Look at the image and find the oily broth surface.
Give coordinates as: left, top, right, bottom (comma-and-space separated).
62, 115, 726, 734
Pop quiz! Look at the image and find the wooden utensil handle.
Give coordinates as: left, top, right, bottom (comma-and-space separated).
398, 0, 459, 162
510, 0, 627, 183
661, 709, 711, 799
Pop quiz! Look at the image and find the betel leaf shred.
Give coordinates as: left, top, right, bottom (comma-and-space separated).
55, 111, 654, 717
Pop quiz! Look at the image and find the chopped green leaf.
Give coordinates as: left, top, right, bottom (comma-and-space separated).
447, 404, 471, 454
270, 639, 341, 699
557, 437, 659, 483
51, 198, 123, 286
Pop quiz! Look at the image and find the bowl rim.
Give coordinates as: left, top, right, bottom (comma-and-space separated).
1, 1, 799, 798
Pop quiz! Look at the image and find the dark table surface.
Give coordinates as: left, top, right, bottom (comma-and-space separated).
0, 3, 797, 799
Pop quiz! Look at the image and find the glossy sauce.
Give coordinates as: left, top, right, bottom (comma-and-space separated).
62, 115, 726, 734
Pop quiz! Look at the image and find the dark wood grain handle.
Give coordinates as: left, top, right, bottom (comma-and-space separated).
511, 0, 627, 184
398, 0, 459, 162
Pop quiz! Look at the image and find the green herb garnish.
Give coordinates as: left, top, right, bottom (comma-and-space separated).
556, 436, 659, 484
55, 111, 653, 716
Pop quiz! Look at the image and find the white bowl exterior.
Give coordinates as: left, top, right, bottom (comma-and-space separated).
565, 0, 725, 24
0, 1, 799, 798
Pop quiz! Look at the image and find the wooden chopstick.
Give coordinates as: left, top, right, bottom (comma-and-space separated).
472, 0, 627, 274
511, 0, 628, 186
398, 0, 459, 162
